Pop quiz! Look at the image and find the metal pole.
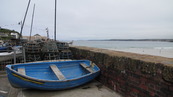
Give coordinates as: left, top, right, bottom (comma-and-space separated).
23, 47, 26, 63
29, 4, 35, 41
54, 0, 57, 41
19, 0, 31, 40
13, 50, 16, 64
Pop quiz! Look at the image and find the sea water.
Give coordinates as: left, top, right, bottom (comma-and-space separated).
73, 40, 173, 58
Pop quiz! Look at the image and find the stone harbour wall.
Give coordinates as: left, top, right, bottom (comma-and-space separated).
70, 46, 173, 97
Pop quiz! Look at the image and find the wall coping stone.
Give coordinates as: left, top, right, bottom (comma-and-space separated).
71, 46, 173, 67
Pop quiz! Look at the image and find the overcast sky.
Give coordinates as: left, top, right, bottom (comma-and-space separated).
0, 0, 173, 40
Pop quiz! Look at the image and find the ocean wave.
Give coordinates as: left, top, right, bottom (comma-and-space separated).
154, 47, 173, 50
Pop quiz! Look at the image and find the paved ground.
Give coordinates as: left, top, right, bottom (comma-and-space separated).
0, 72, 122, 97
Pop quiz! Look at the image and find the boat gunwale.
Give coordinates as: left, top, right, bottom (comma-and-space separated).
6, 60, 100, 83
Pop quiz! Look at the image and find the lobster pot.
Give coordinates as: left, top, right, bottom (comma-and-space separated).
42, 52, 60, 60
26, 54, 41, 62
57, 42, 69, 51
41, 41, 59, 60
24, 42, 42, 62
24, 42, 41, 54
16, 56, 25, 63
0, 60, 13, 71
42, 41, 58, 53
59, 50, 72, 59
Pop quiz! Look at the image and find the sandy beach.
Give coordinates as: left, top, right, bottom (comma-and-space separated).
112, 48, 173, 58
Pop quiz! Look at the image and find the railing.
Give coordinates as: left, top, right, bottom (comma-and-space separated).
0, 47, 26, 71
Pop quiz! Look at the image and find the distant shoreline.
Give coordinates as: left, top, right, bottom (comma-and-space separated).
89, 39, 173, 42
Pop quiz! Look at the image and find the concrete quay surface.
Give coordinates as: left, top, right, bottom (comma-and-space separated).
0, 72, 122, 97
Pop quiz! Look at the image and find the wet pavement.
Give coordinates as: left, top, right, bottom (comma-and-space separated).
0, 71, 122, 97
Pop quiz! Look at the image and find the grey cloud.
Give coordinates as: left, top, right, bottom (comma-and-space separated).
0, 0, 173, 40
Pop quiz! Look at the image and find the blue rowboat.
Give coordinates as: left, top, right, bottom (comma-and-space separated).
6, 60, 100, 90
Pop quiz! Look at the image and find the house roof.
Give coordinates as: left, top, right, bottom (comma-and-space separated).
34, 34, 41, 36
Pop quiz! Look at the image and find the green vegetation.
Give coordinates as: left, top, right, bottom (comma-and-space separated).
0, 28, 20, 40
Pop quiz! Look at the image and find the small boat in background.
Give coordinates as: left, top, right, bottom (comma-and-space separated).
0, 43, 8, 51
6, 60, 100, 90
12, 46, 22, 54
0, 47, 8, 51
0, 46, 23, 62
0, 46, 22, 56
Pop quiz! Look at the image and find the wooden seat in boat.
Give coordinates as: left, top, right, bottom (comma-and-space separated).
80, 63, 94, 73
18, 68, 26, 75
50, 65, 66, 80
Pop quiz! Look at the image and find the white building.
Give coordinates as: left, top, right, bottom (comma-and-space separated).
11, 32, 20, 39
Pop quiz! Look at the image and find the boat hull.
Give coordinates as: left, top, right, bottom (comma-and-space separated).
0, 47, 8, 51
6, 60, 100, 90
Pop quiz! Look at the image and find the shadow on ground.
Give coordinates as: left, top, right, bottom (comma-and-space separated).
0, 72, 122, 97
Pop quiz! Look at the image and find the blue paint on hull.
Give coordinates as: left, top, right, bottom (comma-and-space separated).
0, 47, 8, 50
6, 60, 100, 90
